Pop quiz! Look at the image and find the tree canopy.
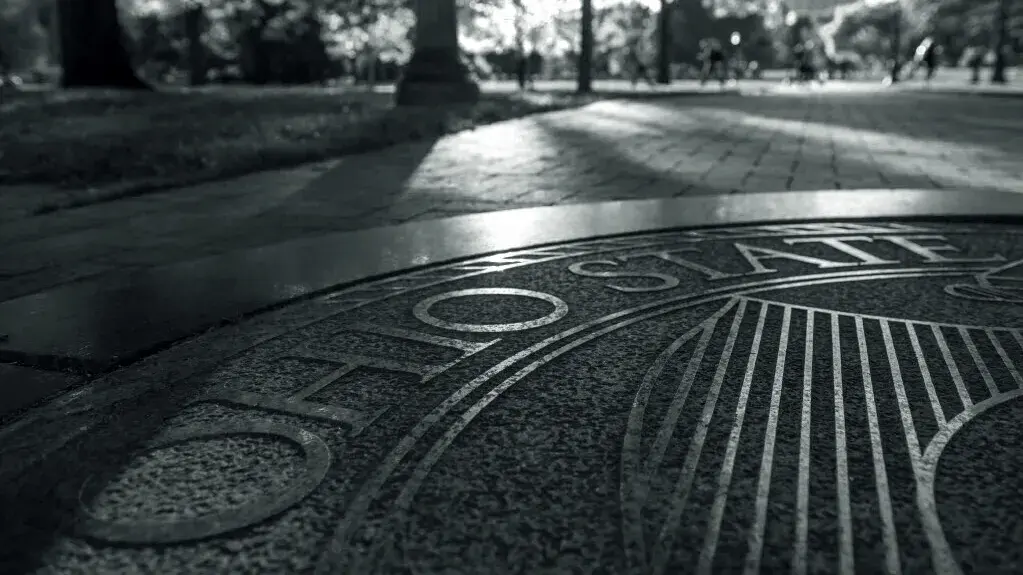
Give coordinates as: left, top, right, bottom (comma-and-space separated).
826, 0, 1021, 65
1, 0, 1015, 87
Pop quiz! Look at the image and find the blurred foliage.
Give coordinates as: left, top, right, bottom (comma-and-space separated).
910, 0, 1022, 63
0, 0, 1015, 86
0, 0, 53, 72
832, 2, 903, 60
0, 0, 796, 86
827, 0, 1020, 66
671, 1, 779, 67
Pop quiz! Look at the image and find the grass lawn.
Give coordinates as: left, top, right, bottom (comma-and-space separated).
0, 84, 636, 215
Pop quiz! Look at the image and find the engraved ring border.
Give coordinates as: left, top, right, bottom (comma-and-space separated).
76, 421, 332, 545
319, 266, 997, 572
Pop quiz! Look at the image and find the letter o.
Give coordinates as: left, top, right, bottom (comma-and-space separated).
76, 421, 331, 544
413, 288, 569, 333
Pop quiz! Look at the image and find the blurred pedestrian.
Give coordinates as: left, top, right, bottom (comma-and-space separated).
922, 39, 940, 83
967, 47, 984, 84
0, 44, 8, 106
699, 38, 726, 87
628, 48, 655, 88
527, 49, 542, 88
790, 42, 806, 83
908, 37, 940, 83
516, 51, 528, 91
794, 41, 821, 84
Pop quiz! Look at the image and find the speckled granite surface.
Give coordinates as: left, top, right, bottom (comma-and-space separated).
2, 220, 1022, 574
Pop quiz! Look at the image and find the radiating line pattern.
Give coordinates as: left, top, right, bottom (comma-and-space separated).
620, 296, 1023, 575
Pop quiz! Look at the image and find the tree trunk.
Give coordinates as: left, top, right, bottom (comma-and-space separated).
889, 7, 902, 83
514, 0, 526, 89
991, 0, 1009, 84
578, 0, 594, 93
184, 6, 206, 86
39, 0, 62, 74
367, 48, 378, 86
57, 0, 148, 89
656, 0, 672, 84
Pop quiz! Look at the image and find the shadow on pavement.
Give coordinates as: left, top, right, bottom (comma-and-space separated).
0, 138, 446, 302
0, 139, 453, 573
530, 111, 734, 198
198, 138, 444, 251
0, 146, 423, 572
0, 367, 228, 573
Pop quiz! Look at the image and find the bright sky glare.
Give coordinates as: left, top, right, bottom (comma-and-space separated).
465, 0, 663, 53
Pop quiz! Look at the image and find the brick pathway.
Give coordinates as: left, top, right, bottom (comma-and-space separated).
1, 85, 1021, 302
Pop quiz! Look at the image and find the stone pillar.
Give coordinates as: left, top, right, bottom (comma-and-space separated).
395, 0, 480, 106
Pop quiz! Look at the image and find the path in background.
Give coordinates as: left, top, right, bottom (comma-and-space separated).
0, 87, 1020, 303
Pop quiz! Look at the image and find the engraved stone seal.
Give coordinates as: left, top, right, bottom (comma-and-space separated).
1, 221, 1021, 574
